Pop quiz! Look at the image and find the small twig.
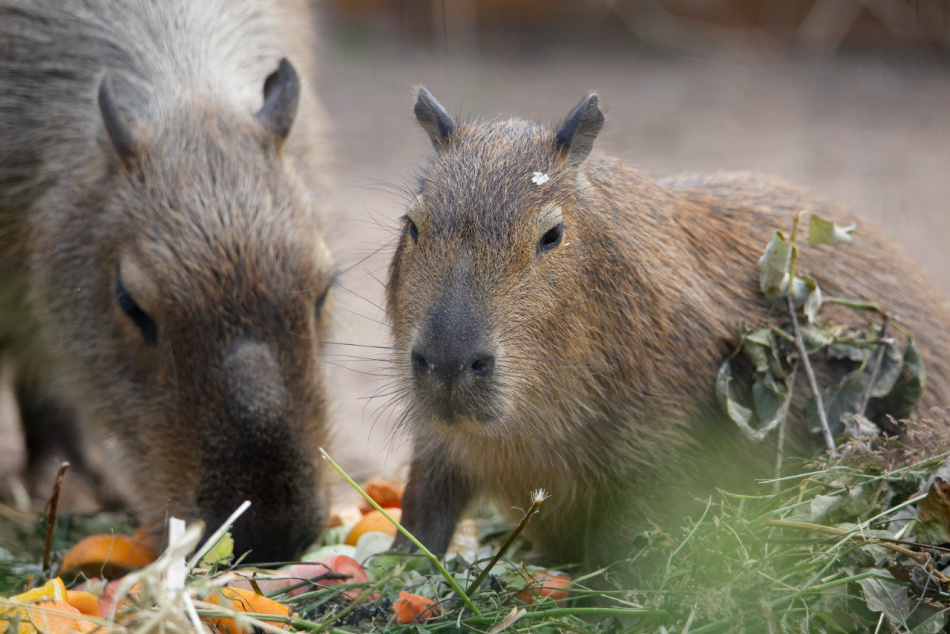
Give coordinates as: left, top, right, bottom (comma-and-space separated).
466, 490, 549, 596
320, 448, 482, 617
774, 369, 797, 491
767, 518, 946, 578
42, 461, 70, 577
787, 296, 836, 455
822, 296, 885, 315
859, 315, 892, 416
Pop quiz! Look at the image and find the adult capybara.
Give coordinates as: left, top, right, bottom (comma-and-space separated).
387, 89, 950, 570
0, 0, 334, 562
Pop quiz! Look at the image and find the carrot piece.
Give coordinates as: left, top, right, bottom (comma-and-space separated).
204, 586, 290, 633
60, 534, 157, 579
393, 591, 439, 624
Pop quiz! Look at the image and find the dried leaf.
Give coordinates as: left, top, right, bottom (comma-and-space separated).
488, 607, 527, 634
916, 477, 950, 545
808, 215, 856, 245
841, 412, 880, 438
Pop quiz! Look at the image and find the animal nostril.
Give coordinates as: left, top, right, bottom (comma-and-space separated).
411, 350, 429, 375
470, 354, 495, 378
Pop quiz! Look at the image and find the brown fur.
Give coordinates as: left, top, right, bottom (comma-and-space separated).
0, 0, 334, 561
386, 92, 950, 569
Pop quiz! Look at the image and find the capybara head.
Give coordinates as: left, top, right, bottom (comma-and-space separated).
31, 60, 333, 562
387, 89, 611, 441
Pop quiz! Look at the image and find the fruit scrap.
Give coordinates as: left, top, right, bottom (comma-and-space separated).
60, 533, 158, 579
345, 508, 401, 546
10, 578, 68, 603
358, 478, 404, 514
0, 599, 98, 634
284, 556, 369, 601
204, 586, 291, 633
393, 591, 439, 624
514, 571, 571, 607
64, 590, 99, 617
2, 579, 99, 633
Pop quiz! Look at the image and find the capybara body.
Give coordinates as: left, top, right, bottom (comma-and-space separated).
387, 90, 950, 569
0, 0, 334, 562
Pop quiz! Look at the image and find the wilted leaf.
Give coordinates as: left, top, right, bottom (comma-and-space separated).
801, 494, 845, 523
789, 275, 810, 308
806, 369, 865, 436
857, 570, 912, 626
840, 413, 880, 438
744, 339, 770, 374
866, 337, 904, 400
803, 275, 822, 322
757, 231, 792, 298
878, 339, 926, 422
799, 322, 835, 351
752, 371, 793, 437
808, 215, 856, 245
717, 352, 792, 442
916, 477, 950, 545
716, 360, 754, 436
910, 565, 948, 599
827, 342, 867, 363
745, 328, 773, 348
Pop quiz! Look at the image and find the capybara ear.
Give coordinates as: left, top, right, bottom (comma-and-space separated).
555, 93, 605, 165
98, 74, 137, 161
414, 87, 455, 151
256, 58, 300, 145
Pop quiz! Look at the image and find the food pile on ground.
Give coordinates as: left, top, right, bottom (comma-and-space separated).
1, 475, 578, 632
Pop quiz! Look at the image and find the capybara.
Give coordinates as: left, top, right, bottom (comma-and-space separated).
387, 89, 950, 569
0, 0, 334, 562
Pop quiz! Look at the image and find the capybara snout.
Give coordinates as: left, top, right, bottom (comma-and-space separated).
409, 279, 498, 424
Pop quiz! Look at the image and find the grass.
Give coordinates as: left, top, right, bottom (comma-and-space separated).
4, 433, 950, 632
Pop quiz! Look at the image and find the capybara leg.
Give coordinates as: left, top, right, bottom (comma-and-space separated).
395, 453, 474, 557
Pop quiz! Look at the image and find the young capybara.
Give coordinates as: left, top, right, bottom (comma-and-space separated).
387, 89, 950, 570
0, 0, 334, 562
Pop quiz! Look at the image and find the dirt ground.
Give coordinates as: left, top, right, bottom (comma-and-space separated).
320, 32, 950, 483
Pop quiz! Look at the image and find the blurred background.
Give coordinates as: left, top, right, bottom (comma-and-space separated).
319, 0, 950, 484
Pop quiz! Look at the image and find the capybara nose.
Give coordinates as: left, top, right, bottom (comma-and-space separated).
411, 347, 494, 387
469, 353, 495, 378
411, 349, 430, 376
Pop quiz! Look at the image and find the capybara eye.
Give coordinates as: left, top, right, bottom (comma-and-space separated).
114, 272, 157, 345
406, 218, 419, 243
538, 223, 564, 253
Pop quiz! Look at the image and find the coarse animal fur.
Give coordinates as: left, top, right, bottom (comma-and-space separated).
0, 0, 334, 562
386, 89, 950, 570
